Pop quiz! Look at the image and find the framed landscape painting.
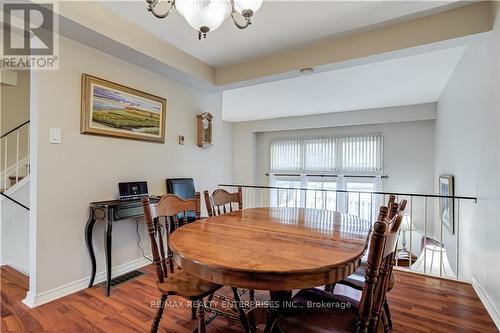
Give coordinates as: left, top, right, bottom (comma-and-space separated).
81, 74, 166, 143
439, 175, 455, 234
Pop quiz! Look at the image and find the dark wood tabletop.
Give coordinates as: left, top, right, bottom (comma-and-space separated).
170, 207, 372, 291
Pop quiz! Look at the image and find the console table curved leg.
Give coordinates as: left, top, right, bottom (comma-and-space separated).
85, 215, 97, 288
105, 217, 113, 296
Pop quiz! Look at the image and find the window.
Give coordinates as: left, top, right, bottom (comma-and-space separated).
270, 135, 383, 174
346, 180, 375, 221
269, 135, 383, 218
271, 178, 302, 207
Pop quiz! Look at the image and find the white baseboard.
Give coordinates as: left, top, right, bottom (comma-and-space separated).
472, 275, 500, 330
22, 256, 152, 308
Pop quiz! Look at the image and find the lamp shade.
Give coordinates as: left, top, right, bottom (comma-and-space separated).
175, 0, 232, 33
401, 214, 416, 231
233, 0, 263, 16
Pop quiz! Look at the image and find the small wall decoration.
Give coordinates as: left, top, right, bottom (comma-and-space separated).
81, 74, 166, 143
196, 112, 213, 147
439, 175, 455, 234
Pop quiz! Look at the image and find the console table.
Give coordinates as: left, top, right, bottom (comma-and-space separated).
85, 196, 159, 296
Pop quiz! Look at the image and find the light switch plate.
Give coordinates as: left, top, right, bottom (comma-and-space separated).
49, 128, 62, 144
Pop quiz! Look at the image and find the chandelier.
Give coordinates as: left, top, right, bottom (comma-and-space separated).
146, 0, 263, 39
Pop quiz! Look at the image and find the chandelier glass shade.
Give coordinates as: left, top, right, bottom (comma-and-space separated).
233, 0, 263, 16
146, 0, 263, 39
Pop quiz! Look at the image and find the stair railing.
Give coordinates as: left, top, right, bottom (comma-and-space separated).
0, 120, 30, 210
218, 183, 477, 281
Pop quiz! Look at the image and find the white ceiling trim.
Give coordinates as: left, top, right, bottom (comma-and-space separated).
101, 0, 462, 67
222, 46, 466, 122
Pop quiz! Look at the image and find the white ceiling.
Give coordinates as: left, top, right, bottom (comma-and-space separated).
222, 46, 466, 122
101, 1, 459, 67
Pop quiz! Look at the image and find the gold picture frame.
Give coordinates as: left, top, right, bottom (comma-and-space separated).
81, 74, 166, 143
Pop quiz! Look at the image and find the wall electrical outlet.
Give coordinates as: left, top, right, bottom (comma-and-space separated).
49, 128, 62, 144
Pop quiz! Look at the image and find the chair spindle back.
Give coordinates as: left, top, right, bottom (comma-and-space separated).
142, 193, 201, 284
357, 205, 403, 333
204, 187, 242, 217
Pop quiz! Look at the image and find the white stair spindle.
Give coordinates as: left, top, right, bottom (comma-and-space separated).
16, 130, 19, 183
4, 137, 7, 190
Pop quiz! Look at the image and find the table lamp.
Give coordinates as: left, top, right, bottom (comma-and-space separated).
396, 213, 417, 266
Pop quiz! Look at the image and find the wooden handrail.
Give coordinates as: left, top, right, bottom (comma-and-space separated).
218, 183, 477, 202
0, 120, 30, 139
0, 192, 29, 210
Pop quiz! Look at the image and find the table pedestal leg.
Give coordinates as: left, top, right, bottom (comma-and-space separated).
246, 291, 292, 333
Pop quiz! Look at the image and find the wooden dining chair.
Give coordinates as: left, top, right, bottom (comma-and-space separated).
204, 187, 242, 217
324, 199, 406, 332
203, 187, 256, 305
166, 178, 197, 223
275, 205, 401, 333
142, 194, 222, 333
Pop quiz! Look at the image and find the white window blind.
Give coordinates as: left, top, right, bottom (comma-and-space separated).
270, 135, 383, 174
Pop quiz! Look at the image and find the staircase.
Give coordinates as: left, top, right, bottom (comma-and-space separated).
1, 176, 26, 192
1, 120, 30, 206
1, 120, 30, 273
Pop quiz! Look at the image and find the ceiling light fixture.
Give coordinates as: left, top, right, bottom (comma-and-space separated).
146, 0, 263, 40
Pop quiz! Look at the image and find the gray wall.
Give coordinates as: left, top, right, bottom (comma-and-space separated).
28, 36, 234, 303
435, 16, 500, 323
255, 120, 436, 194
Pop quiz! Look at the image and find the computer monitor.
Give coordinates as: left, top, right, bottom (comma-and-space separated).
118, 181, 148, 201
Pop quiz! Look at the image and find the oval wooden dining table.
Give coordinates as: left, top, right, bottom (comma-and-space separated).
170, 207, 371, 293
171, 207, 372, 332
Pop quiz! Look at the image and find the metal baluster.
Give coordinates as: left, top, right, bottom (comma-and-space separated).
3, 137, 7, 190
322, 189, 326, 210
251, 188, 255, 208
456, 199, 460, 280
302, 188, 306, 209
370, 193, 373, 222
423, 197, 427, 275
295, 189, 298, 208
286, 189, 289, 208
314, 190, 317, 209
336, 190, 339, 212
357, 192, 361, 217
409, 196, 413, 271
440, 197, 444, 277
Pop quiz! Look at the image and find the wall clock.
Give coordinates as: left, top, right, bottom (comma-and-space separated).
196, 112, 213, 147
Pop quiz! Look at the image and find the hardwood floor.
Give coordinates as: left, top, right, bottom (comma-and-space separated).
1, 265, 497, 332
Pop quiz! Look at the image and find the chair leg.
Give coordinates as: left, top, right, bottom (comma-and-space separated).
263, 312, 278, 333
232, 287, 250, 333
197, 301, 206, 333
384, 300, 393, 330
151, 294, 167, 333
207, 293, 214, 306
191, 304, 197, 320
325, 283, 335, 293
249, 289, 256, 303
